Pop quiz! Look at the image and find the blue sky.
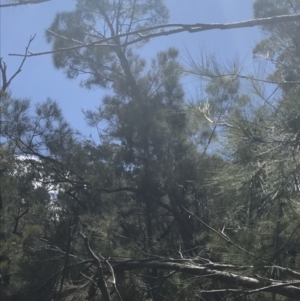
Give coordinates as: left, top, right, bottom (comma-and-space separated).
1, 0, 262, 137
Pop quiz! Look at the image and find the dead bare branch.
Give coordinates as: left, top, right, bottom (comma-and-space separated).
113, 258, 300, 300
9, 14, 300, 58
0, 0, 50, 8
1, 35, 35, 92
79, 232, 113, 301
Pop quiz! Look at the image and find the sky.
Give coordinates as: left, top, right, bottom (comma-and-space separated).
0, 0, 263, 137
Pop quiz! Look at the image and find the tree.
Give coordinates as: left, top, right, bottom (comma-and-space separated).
45, 0, 168, 92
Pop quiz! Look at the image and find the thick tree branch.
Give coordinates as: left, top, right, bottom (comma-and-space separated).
127, 14, 300, 46
9, 14, 300, 58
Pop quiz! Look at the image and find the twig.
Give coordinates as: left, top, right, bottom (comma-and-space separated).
238, 280, 300, 298
182, 206, 270, 265
185, 70, 300, 85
